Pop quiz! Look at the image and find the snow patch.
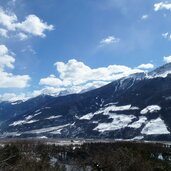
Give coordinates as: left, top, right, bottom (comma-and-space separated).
24, 112, 42, 121
10, 119, 38, 126
39, 136, 48, 139
26, 120, 38, 124
35, 109, 41, 113
50, 129, 63, 134
10, 120, 27, 126
131, 136, 144, 140
140, 105, 161, 115
45, 115, 62, 120
104, 102, 118, 107
141, 117, 170, 135
94, 104, 139, 115
25, 115, 34, 120
11, 101, 22, 105
34, 112, 42, 116
94, 114, 136, 132
80, 113, 94, 120
158, 154, 164, 160
10, 112, 40, 126
25, 124, 70, 134
128, 116, 147, 129
79, 104, 138, 121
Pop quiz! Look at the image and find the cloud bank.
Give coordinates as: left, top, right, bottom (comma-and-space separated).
0, 58, 155, 102
39, 59, 143, 95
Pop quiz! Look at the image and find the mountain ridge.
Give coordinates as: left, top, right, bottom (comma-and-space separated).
0, 63, 171, 141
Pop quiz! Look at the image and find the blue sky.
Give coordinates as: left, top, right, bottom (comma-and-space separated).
0, 0, 171, 101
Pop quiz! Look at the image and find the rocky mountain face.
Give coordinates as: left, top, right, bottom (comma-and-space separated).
1, 63, 171, 141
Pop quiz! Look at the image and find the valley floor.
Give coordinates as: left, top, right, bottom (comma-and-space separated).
0, 139, 170, 171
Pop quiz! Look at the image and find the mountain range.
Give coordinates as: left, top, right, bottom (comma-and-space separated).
0, 63, 171, 141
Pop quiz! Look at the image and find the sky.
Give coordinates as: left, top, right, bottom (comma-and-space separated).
0, 0, 171, 101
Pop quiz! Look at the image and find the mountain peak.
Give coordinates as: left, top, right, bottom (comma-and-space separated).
148, 63, 171, 78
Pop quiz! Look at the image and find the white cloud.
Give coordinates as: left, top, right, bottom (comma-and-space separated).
141, 14, 149, 20
100, 36, 120, 45
17, 32, 28, 40
40, 75, 63, 87
0, 44, 30, 88
0, 28, 8, 37
0, 55, 15, 69
0, 93, 27, 102
137, 63, 154, 69
0, 8, 54, 39
162, 32, 169, 38
162, 32, 171, 40
154, 2, 171, 11
39, 59, 143, 94
0, 45, 15, 69
16, 15, 54, 37
0, 44, 8, 55
163, 55, 171, 63
0, 8, 17, 30
0, 72, 30, 88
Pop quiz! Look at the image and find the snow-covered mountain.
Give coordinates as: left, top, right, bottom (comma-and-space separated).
0, 63, 171, 141
148, 62, 171, 78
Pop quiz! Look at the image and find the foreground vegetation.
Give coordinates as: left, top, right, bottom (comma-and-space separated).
0, 140, 170, 171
